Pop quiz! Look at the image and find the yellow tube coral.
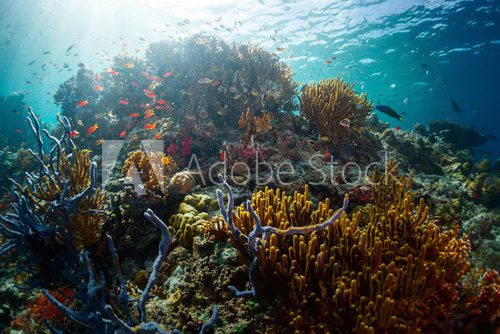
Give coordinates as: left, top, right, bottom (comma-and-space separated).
226, 162, 470, 333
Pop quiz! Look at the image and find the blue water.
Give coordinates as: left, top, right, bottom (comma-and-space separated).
0, 0, 499, 156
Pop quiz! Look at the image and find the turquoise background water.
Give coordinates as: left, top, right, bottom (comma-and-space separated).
0, 0, 498, 156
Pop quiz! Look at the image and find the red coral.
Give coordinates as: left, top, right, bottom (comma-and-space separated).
28, 288, 74, 324
472, 270, 500, 322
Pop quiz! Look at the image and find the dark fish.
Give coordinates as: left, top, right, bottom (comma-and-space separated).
42, 51, 51, 55
401, 112, 408, 115
450, 99, 462, 114
66, 44, 76, 53
420, 63, 430, 69
28, 60, 35, 66
12, 109, 19, 114
375, 105, 403, 121
63, 63, 70, 68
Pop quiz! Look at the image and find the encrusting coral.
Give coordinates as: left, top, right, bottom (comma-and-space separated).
217, 161, 471, 333
300, 77, 373, 154
169, 194, 219, 248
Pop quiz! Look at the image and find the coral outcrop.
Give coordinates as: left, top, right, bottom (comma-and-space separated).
300, 77, 373, 154
122, 149, 177, 197
217, 162, 471, 332
0, 110, 107, 286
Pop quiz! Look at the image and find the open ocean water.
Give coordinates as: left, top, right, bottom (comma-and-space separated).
1, 0, 499, 158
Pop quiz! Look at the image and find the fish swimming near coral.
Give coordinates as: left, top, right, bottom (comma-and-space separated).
198, 77, 213, 84
375, 104, 403, 121
450, 99, 462, 114
77, 99, 89, 107
86, 123, 98, 136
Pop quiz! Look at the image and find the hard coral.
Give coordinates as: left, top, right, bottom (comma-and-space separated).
169, 171, 196, 194
218, 162, 471, 333
122, 149, 178, 196
169, 194, 218, 248
300, 77, 373, 153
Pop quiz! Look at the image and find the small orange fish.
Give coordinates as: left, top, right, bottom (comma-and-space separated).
15, 129, 23, 133
219, 151, 225, 161
119, 99, 129, 105
161, 156, 171, 165
94, 85, 103, 91
119, 130, 126, 138
129, 113, 139, 118
70, 130, 80, 138
77, 100, 89, 107
146, 92, 157, 99
86, 123, 98, 136
144, 123, 156, 130
157, 99, 167, 105
153, 134, 162, 139
324, 150, 331, 159
162, 71, 173, 78
95, 138, 104, 145
144, 109, 154, 119
105, 67, 119, 75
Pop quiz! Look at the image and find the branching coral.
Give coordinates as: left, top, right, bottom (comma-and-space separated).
300, 77, 373, 152
122, 150, 177, 195
217, 162, 471, 332
0, 109, 107, 286
42, 209, 218, 334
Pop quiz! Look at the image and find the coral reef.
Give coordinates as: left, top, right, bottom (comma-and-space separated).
428, 120, 495, 149
42, 209, 218, 333
122, 149, 178, 198
168, 194, 219, 248
300, 77, 373, 155
0, 34, 498, 334
0, 109, 107, 286
217, 163, 471, 332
